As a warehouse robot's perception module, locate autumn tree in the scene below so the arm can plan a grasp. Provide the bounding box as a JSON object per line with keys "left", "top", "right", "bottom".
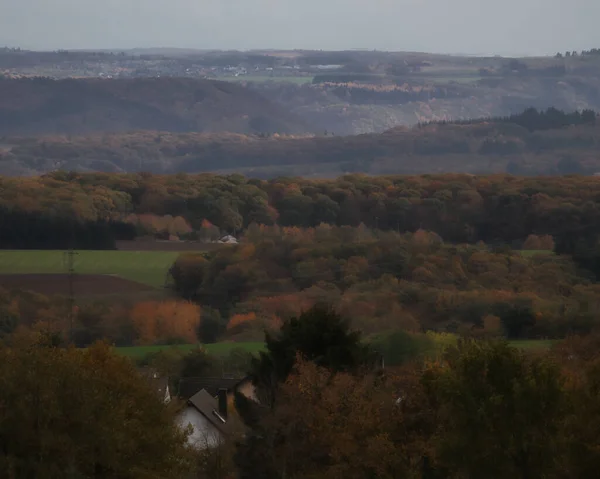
{"left": 235, "top": 306, "right": 376, "bottom": 476}
{"left": 236, "top": 358, "right": 420, "bottom": 479}
{"left": 0, "top": 338, "right": 191, "bottom": 478}
{"left": 130, "top": 300, "right": 200, "bottom": 345}
{"left": 422, "top": 340, "right": 566, "bottom": 478}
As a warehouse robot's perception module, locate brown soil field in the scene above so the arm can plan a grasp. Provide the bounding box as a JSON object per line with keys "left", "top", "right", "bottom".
{"left": 0, "top": 274, "right": 154, "bottom": 295}
{"left": 116, "top": 240, "right": 226, "bottom": 252}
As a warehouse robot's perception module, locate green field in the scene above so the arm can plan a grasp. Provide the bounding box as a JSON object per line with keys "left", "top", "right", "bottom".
{"left": 0, "top": 250, "right": 181, "bottom": 288}
{"left": 115, "top": 339, "right": 554, "bottom": 361}
{"left": 508, "top": 339, "right": 556, "bottom": 350}
{"left": 116, "top": 342, "right": 265, "bottom": 359}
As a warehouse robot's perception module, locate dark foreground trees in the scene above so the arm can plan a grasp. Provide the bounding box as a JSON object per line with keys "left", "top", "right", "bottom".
{"left": 235, "top": 332, "right": 600, "bottom": 479}
{"left": 235, "top": 306, "right": 377, "bottom": 477}
{"left": 422, "top": 340, "right": 566, "bottom": 478}
{"left": 0, "top": 337, "right": 191, "bottom": 479}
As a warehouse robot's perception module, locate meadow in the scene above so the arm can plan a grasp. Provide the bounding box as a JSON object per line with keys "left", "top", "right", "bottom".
{"left": 115, "top": 342, "right": 266, "bottom": 359}
{"left": 114, "top": 338, "right": 554, "bottom": 361}
{"left": 0, "top": 250, "right": 181, "bottom": 288}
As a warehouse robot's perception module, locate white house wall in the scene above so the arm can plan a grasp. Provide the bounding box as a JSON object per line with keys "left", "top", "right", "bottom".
{"left": 177, "top": 407, "right": 223, "bottom": 449}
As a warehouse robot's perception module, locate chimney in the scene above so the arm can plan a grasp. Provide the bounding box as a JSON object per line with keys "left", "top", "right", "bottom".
{"left": 217, "top": 388, "right": 228, "bottom": 420}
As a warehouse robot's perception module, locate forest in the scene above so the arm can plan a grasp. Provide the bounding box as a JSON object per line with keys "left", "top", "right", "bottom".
{"left": 3, "top": 170, "right": 600, "bottom": 246}
{"left": 0, "top": 76, "right": 308, "bottom": 137}
{"left": 1, "top": 107, "right": 598, "bottom": 176}
{"left": 169, "top": 225, "right": 599, "bottom": 341}
{"left": 2, "top": 171, "right": 600, "bottom": 347}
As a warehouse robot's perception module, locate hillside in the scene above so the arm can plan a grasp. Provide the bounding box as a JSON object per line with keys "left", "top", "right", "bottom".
{"left": 251, "top": 75, "right": 600, "bottom": 135}
{"left": 1, "top": 108, "right": 598, "bottom": 176}
{"left": 0, "top": 77, "right": 310, "bottom": 136}
{"left": 4, "top": 49, "right": 600, "bottom": 135}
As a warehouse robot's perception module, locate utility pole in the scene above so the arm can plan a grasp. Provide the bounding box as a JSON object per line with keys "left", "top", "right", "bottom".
{"left": 64, "top": 249, "right": 78, "bottom": 345}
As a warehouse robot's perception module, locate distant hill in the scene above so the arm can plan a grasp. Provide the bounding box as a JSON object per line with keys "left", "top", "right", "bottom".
{"left": 0, "top": 77, "right": 310, "bottom": 136}
{"left": 1, "top": 109, "right": 598, "bottom": 177}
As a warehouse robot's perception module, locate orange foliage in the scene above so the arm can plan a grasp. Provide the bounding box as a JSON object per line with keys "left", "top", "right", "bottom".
{"left": 130, "top": 300, "right": 200, "bottom": 345}
{"left": 125, "top": 213, "right": 192, "bottom": 236}
{"left": 227, "top": 312, "right": 257, "bottom": 331}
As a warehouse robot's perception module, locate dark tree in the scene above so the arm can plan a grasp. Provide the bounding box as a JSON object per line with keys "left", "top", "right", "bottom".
{"left": 235, "top": 305, "right": 374, "bottom": 478}
{"left": 249, "top": 305, "right": 373, "bottom": 405}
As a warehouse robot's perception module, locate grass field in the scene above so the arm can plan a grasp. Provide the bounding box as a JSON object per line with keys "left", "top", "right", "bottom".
{"left": 0, "top": 250, "right": 181, "bottom": 288}
{"left": 508, "top": 339, "right": 556, "bottom": 350}
{"left": 116, "top": 342, "right": 265, "bottom": 359}
{"left": 115, "top": 339, "right": 554, "bottom": 361}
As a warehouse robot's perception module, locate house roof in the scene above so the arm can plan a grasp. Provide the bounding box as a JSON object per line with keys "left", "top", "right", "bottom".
{"left": 178, "top": 376, "right": 249, "bottom": 400}
{"left": 188, "top": 389, "right": 236, "bottom": 436}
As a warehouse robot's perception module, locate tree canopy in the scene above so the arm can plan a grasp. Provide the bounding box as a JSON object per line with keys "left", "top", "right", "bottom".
{"left": 0, "top": 339, "right": 191, "bottom": 478}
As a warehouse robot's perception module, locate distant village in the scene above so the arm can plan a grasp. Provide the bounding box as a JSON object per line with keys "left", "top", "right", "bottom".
{"left": 0, "top": 47, "right": 343, "bottom": 81}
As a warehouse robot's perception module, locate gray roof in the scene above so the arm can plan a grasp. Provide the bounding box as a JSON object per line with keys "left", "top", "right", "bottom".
{"left": 188, "top": 389, "right": 236, "bottom": 436}
{"left": 178, "top": 376, "right": 249, "bottom": 400}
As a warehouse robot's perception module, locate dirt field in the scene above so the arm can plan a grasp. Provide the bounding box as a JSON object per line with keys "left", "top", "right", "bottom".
{"left": 0, "top": 274, "right": 154, "bottom": 295}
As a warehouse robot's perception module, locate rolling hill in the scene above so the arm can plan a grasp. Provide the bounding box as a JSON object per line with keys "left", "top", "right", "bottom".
{"left": 0, "top": 109, "right": 598, "bottom": 177}
{"left": 0, "top": 77, "right": 310, "bottom": 136}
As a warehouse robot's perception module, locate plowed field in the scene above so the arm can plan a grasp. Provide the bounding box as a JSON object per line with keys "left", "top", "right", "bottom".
{"left": 0, "top": 274, "right": 153, "bottom": 295}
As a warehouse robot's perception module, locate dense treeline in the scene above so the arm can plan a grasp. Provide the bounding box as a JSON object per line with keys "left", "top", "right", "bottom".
{"left": 330, "top": 84, "right": 466, "bottom": 105}
{"left": 170, "top": 226, "right": 599, "bottom": 339}
{"left": 0, "top": 206, "right": 135, "bottom": 249}
{"left": 430, "top": 106, "right": 597, "bottom": 132}
{"left": 4, "top": 173, "right": 600, "bottom": 246}
{"left": 2, "top": 108, "right": 600, "bottom": 176}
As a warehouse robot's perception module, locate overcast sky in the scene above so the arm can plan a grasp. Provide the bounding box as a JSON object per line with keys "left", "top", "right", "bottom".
{"left": 1, "top": 0, "right": 599, "bottom": 56}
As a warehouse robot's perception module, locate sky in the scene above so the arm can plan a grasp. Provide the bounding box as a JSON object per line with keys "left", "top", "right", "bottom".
{"left": 1, "top": 0, "right": 599, "bottom": 56}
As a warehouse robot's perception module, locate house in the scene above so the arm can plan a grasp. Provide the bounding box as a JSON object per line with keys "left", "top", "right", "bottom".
{"left": 218, "top": 235, "right": 238, "bottom": 244}
{"left": 178, "top": 388, "right": 236, "bottom": 449}
{"left": 176, "top": 376, "right": 256, "bottom": 449}
{"left": 177, "top": 376, "right": 256, "bottom": 402}
{"left": 138, "top": 367, "right": 171, "bottom": 404}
